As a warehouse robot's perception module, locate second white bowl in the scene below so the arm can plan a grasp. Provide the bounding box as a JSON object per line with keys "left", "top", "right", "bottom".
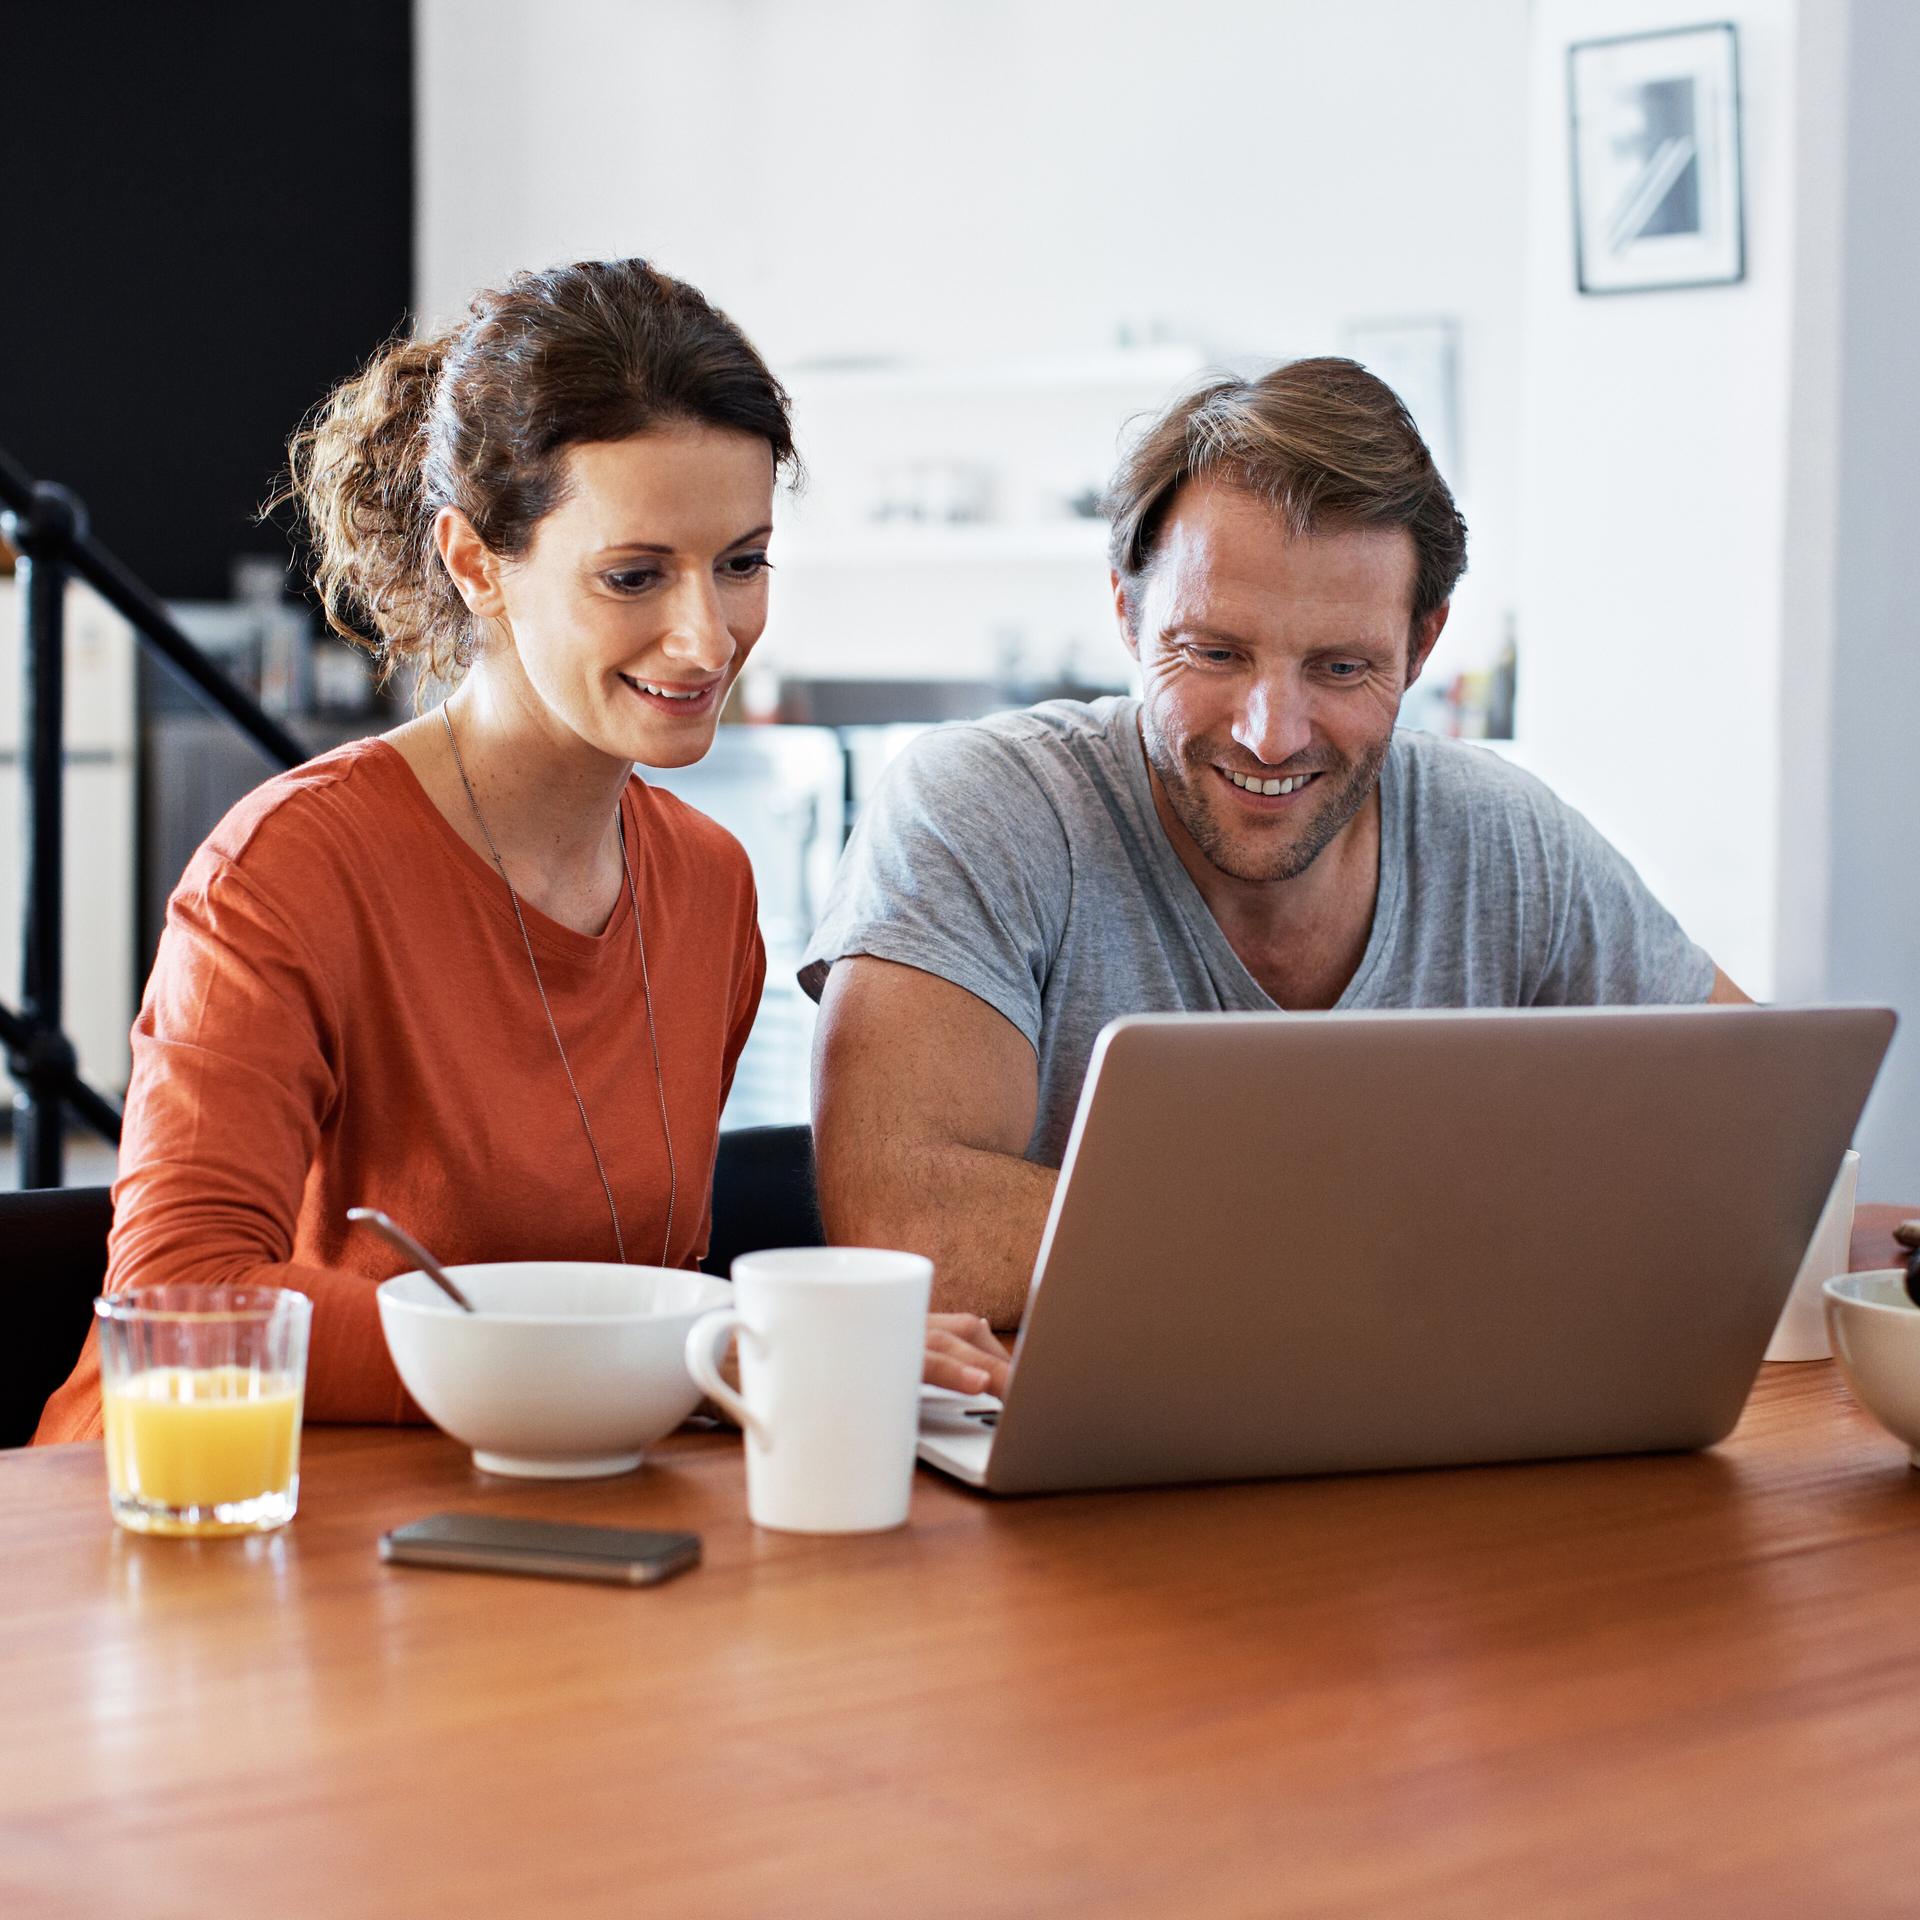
{"left": 1824, "top": 1269, "right": 1920, "bottom": 1467}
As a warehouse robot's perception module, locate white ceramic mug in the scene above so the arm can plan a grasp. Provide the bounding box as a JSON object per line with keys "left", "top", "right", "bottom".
{"left": 683, "top": 1247, "right": 933, "bottom": 1534}
{"left": 1766, "top": 1148, "right": 1861, "bottom": 1363}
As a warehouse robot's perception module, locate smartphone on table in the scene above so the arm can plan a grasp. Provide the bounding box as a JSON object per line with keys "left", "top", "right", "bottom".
{"left": 379, "top": 1513, "right": 701, "bottom": 1587}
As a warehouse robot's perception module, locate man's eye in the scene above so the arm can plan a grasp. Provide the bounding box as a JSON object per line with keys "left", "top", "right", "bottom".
{"left": 1188, "top": 646, "right": 1237, "bottom": 666}
{"left": 1324, "top": 660, "right": 1367, "bottom": 679}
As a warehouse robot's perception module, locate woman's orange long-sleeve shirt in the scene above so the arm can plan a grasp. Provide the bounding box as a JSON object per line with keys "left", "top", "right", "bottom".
{"left": 35, "top": 738, "right": 763, "bottom": 1443}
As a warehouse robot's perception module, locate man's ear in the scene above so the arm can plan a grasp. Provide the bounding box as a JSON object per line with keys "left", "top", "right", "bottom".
{"left": 433, "top": 506, "right": 507, "bottom": 619}
{"left": 1404, "top": 601, "right": 1450, "bottom": 688}
{"left": 1111, "top": 570, "right": 1142, "bottom": 664}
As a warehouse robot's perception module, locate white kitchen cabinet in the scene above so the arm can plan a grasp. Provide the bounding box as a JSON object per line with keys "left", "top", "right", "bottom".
{"left": 0, "top": 578, "right": 138, "bottom": 1094}
{"left": 766, "top": 346, "right": 1205, "bottom": 689}
{"left": 645, "top": 726, "right": 847, "bottom": 1129}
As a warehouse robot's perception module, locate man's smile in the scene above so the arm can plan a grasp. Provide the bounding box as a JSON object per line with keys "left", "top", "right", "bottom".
{"left": 1216, "top": 765, "right": 1324, "bottom": 803}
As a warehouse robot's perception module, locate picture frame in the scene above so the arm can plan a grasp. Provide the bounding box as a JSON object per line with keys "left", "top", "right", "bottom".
{"left": 1568, "top": 22, "right": 1744, "bottom": 295}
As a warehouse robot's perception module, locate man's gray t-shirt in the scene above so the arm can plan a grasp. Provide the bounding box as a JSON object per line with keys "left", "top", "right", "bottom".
{"left": 799, "top": 697, "right": 1714, "bottom": 1166}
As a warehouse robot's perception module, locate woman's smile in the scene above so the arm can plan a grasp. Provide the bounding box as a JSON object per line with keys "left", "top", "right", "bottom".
{"left": 618, "top": 672, "right": 723, "bottom": 717}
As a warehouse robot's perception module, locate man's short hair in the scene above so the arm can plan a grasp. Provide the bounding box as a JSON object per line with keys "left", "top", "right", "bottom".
{"left": 1104, "top": 357, "right": 1469, "bottom": 634}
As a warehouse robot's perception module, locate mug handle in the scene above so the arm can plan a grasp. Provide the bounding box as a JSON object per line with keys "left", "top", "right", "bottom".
{"left": 683, "top": 1309, "right": 771, "bottom": 1449}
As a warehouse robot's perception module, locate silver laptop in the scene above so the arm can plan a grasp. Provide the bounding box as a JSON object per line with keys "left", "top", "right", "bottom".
{"left": 917, "top": 1005, "right": 1896, "bottom": 1494}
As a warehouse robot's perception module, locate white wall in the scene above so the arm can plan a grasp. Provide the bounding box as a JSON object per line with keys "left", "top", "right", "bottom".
{"left": 1516, "top": 0, "right": 1801, "bottom": 999}
{"left": 1771, "top": 0, "right": 1847, "bottom": 1008}
{"left": 1519, "top": 0, "right": 1918, "bottom": 1183}
{"left": 1820, "top": 0, "right": 1920, "bottom": 1193}
{"left": 416, "top": 0, "right": 1530, "bottom": 672}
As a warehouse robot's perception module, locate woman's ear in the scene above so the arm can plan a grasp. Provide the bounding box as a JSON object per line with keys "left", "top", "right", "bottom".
{"left": 433, "top": 507, "right": 507, "bottom": 619}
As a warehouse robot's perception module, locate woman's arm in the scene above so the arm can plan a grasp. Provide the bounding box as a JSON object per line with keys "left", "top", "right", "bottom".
{"left": 35, "top": 850, "right": 412, "bottom": 1442}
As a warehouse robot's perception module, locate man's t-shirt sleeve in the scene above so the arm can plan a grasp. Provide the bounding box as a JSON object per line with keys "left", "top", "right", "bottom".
{"left": 797, "top": 723, "right": 1071, "bottom": 1049}
{"left": 1530, "top": 792, "right": 1717, "bottom": 1005}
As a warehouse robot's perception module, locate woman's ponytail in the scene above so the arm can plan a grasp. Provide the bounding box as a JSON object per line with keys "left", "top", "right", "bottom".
{"left": 283, "top": 331, "right": 469, "bottom": 685}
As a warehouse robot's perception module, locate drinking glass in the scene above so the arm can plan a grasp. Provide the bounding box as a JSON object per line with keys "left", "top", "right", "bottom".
{"left": 95, "top": 1285, "right": 312, "bottom": 1537}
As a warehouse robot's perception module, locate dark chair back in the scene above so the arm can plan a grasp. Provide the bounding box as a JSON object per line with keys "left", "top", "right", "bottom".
{"left": 3, "top": 1127, "right": 820, "bottom": 1446}
{"left": 705, "top": 1124, "right": 825, "bottom": 1276}
{"left": 2, "top": 1184, "right": 112, "bottom": 1449}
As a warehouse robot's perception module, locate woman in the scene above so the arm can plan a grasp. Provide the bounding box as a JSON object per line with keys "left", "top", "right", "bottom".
{"left": 36, "top": 258, "right": 1005, "bottom": 1441}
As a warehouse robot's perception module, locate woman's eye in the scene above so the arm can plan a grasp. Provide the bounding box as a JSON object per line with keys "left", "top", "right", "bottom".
{"left": 721, "top": 551, "right": 772, "bottom": 579}
{"left": 605, "top": 569, "right": 660, "bottom": 594}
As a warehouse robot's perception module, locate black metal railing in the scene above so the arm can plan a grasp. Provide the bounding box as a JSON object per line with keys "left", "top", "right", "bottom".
{"left": 0, "top": 445, "right": 307, "bottom": 1187}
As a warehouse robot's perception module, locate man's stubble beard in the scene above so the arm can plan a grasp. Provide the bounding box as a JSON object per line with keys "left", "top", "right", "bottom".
{"left": 1141, "top": 713, "right": 1390, "bottom": 885}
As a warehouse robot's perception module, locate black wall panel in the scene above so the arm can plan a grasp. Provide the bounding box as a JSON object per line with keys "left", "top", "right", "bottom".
{"left": 0, "top": 2, "right": 414, "bottom": 599}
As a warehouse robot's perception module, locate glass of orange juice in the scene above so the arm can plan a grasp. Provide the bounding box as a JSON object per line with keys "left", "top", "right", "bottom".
{"left": 94, "top": 1285, "right": 312, "bottom": 1537}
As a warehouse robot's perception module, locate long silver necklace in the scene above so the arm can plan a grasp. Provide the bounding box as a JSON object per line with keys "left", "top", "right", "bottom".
{"left": 441, "top": 703, "right": 677, "bottom": 1267}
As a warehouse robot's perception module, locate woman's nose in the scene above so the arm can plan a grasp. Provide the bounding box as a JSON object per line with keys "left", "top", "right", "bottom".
{"left": 657, "top": 574, "right": 734, "bottom": 670}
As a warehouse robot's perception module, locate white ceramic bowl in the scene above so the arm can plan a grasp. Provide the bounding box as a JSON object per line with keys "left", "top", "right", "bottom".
{"left": 1823, "top": 1270, "right": 1920, "bottom": 1466}
{"left": 377, "top": 1263, "right": 732, "bottom": 1478}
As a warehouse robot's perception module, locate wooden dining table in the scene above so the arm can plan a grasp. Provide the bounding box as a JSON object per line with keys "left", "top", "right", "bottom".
{"left": 5, "top": 1206, "right": 1919, "bottom": 1919}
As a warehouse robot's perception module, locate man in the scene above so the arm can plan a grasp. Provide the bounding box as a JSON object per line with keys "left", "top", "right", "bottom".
{"left": 799, "top": 358, "right": 1745, "bottom": 1377}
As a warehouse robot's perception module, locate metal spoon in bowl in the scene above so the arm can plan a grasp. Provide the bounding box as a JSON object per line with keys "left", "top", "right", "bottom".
{"left": 346, "top": 1207, "right": 478, "bottom": 1313}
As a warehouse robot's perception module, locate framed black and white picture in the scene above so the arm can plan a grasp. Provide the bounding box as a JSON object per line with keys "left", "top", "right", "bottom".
{"left": 1568, "top": 22, "right": 1744, "bottom": 294}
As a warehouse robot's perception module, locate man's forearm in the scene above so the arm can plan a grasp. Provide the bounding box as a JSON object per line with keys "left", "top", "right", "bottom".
{"left": 822, "top": 1142, "right": 1058, "bottom": 1330}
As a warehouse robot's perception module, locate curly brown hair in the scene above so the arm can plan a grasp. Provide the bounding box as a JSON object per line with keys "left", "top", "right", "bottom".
{"left": 1104, "top": 357, "right": 1467, "bottom": 641}
{"left": 281, "top": 258, "right": 797, "bottom": 688}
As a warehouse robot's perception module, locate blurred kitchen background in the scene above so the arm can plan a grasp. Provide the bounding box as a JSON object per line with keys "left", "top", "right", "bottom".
{"left": 2, "top": 0, "right": 1916, "bottom": 1185}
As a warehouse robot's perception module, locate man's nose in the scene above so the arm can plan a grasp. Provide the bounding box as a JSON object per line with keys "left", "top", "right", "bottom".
{"left": 657, "top": 572, "right": 735, "bottom": 672}
{"left": 1234, "top": 677, "right": 1313, "bottom": 767}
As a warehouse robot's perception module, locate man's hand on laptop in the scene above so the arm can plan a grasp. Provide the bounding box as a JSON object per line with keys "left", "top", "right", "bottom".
{"left": 925, "top": 1314, "right": 1012, "bottom": 1398}
{"left": 701, "top": 1314, "right": 1010, "bottom": 1423}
